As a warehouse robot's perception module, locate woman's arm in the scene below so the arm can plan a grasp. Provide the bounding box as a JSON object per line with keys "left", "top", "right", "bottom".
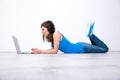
{"left": 31, "top": 32, "right": 62, "bottom": 54}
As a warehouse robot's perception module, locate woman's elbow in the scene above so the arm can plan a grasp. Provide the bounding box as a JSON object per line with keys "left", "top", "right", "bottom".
{"left": 54, "top": 50, "right": 58, "bottom": 54}
{"left": 53, "top": 49, "right": 58, "bottom": 54}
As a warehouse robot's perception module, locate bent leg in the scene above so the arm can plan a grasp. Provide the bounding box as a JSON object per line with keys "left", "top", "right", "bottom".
{"left": 90, "top": 34, "right": 109, "bottom": 50}
{"left": 81, "top": 34, "right": 109, "bottom": 53}
{"left": 81, "top": 43, "right": 108, "bottom": 53}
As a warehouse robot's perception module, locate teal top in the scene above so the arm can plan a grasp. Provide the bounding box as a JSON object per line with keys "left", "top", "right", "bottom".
{"left": 52, "top": 34, "right": 84, "bottom": 53}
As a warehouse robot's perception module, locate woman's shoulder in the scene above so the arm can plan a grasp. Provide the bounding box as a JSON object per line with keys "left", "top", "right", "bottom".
{"left": 54, "top": 31, "right": 62, "bottom": 36}
{"left": 53, "top": 31, "right": 62, "bottom": 39}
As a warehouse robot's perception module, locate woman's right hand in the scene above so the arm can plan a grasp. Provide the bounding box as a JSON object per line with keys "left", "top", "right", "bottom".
{"left": 31, "top": 48, "right": 41, "bottom": 54}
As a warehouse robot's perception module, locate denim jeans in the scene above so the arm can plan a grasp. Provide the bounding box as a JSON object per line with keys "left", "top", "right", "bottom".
{"left": 81, "top": 34, "right": 109, "bottom": 53}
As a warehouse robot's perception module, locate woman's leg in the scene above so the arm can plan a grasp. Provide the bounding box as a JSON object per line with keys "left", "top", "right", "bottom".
{"left": 90, "top": 34, "right": 109, "bottom": 50}
{"left": 82, "top": 34, "right": 109, "bottom": 53}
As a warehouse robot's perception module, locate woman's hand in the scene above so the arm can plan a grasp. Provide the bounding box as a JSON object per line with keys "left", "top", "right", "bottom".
{"left": 31, "top": 48, "right": 41, "bottom": 54}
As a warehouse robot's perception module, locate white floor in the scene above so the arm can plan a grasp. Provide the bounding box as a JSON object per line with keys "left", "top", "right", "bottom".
{"left": 0, "top": 52, "right": 120, "bottom": 80}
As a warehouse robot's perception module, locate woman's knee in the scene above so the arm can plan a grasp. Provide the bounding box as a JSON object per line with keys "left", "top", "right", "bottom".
{"left": 104, "top": 47, "right": 109, "bottom": 53}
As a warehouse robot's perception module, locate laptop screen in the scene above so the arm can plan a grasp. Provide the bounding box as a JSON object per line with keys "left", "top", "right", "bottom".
{"left": 12, "top": 36, "right": 22, "bottom": 54}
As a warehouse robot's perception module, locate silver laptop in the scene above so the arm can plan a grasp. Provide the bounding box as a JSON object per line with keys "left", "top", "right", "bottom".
{"left": 12, "top": 36, "right": 31, "bottom": 54}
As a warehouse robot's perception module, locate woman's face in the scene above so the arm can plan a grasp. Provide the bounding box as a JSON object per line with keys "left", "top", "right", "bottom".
{"left": 41, "top": 26, "right": 49, "bottom": 37}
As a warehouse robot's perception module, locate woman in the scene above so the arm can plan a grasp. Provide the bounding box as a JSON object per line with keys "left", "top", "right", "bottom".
{"left": 31, "top": 20, "right": 109, "bottom": 54}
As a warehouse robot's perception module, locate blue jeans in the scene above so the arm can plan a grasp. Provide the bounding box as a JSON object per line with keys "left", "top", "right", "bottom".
{"left": 81, "top": 34, "right": 109, "bottom": 53}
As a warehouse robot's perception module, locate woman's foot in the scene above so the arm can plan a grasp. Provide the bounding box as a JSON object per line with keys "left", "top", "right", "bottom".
{"left": 87, "top": 22, "right": 95, "bottom": 37}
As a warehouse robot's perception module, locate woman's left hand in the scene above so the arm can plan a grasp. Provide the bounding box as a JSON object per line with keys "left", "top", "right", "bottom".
{"left": 31, "top": 48, "right": 41, "bottom": 54}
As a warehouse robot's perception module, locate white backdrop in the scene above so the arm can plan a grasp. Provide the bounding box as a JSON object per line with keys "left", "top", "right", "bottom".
{"left": 0, "top": 0, "right": 120, "bottom": 52}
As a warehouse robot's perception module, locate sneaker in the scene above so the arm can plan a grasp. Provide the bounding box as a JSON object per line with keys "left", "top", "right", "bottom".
{"left": 87, "top": 22, "right": 95, "bottom": 37}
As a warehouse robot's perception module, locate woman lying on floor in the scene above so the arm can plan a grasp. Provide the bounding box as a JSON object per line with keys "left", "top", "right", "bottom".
{"left": 31, "top": 20, "right": 109, "bottom": 54}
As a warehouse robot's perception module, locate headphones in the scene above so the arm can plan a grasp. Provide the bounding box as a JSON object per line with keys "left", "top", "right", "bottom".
{"left": 47, "top": 21, "right": 55, "bottom": 33}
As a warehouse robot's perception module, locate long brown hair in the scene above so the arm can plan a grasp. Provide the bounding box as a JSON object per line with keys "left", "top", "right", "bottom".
{"left": 41, "top": 20, "right": 55, "bottom": 42}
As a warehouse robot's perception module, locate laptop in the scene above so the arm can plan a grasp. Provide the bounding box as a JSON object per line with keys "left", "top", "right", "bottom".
{"left": 12, "top": 36, "right": 31, "bottom": 54}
